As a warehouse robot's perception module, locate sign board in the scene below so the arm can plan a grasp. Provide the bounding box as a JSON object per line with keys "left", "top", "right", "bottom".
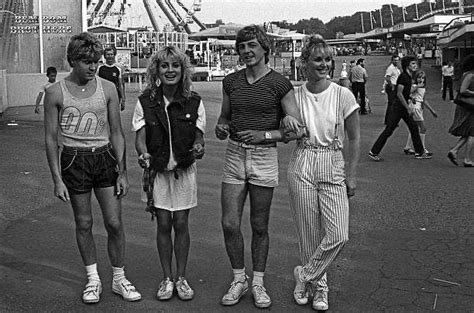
{"left": 0, "top": 0, "right": 83, "bottom": 73}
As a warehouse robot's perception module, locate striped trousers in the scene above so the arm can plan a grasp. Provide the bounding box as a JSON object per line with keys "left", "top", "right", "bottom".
{"left": 287, "top": 145, "right": 349, "bottom": 291}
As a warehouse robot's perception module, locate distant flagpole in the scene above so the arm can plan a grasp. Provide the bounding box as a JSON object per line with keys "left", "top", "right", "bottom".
{"left": 442, "top": 0, "right": 446, "bottom": 12}
{"left": 369, "top": 11, "right": 374, "bottom": 29}
{"left": 415, "top": 3, "right": 419, "bottom": 20}
{"left": 390, "top": 4, "right": 394, "bottom": 26}
{"left": 402, "top": 6, "right": 408, "bottom": 22}
{"left": 379, "top": 9, "right": 383, "bottom": 28}
{"left": 430, "top": 1, "right": 433, "bottom": 13}
{"left": 360, "top": 12, "right": 365, "bottom": 33}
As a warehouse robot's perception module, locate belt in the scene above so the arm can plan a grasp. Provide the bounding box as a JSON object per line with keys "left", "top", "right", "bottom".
{"left": 229, "top": 139, "right": 276, "bottom": 149}
{"left": 62, "top": 143, "right": 112, "bottom": 154}
{"left": 298, "top": 140, "right": 341, "bottom": 151}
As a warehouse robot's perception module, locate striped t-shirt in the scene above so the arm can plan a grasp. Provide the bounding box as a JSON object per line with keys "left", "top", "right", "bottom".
{"left": 223, "top": 69, "right": 293, "bottom": 134}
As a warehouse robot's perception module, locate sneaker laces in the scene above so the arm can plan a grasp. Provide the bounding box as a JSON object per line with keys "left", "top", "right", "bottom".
{"left": 84, "top": 281, "right": 100, "bottom": 296}
{"left": 177, "top": 278, "right": 191, "bottom": 293}
{"left": 294, "top": 283, "right": 307, "bottom": 299}
{"left": 252, "top": 285, "right": 270, "bottom": 301}
{"left": 226, "top": 279, "right": 246, "bottom": 299}
{"left": 118, "top": 278, "right": 136, "bottom": 292}
{"left": 158, "top": 278, "right": 172, "bottom": 293}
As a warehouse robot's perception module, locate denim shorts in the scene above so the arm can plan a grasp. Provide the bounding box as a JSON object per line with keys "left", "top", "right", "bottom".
{"left": 222, "top": 139, "right": 279, "bottom": 188}
{"left": 61, "top": 143, "right": 118, "bottom": 194}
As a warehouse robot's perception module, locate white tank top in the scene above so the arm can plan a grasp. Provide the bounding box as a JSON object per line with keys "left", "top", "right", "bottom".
{"left": 59, "top": 78, "right": 110, "bottom": 148}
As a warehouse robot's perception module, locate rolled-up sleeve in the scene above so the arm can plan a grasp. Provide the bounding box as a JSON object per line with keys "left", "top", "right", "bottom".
{"left": 132, "top": 100, "right": 145, "bottom": 132}
{"left": 196, "top": 100, "right": 206, "bottom": 134}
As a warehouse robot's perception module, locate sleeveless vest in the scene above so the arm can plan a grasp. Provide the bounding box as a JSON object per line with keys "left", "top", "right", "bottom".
{"left": 138, "top": 87, "right": 201, "bottom": 172}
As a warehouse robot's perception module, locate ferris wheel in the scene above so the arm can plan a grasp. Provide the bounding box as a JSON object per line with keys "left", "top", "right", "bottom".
{"left": 172, "top": 0, "right": 205, "bottom": 30}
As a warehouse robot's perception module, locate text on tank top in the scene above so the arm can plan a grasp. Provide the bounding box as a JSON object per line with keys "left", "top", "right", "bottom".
{"left": 58, "top": 78, "right": 110, "bottom": 148}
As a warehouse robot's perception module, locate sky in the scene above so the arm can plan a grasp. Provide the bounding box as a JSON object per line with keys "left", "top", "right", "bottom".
{"left": 195, "top": 0, "right": 419, "bottom": 24}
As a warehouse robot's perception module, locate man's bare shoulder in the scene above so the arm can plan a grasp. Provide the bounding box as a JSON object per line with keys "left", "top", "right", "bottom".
{"left": 44, "top": 81, "right": 62, "bottom": 100}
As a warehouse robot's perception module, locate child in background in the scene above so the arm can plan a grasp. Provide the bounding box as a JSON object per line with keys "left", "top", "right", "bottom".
{"left": 404, "top": 70, "right": 438, "bottom": 155}
{"left": 34, "top": 66, "right": 57, "bottom": 114}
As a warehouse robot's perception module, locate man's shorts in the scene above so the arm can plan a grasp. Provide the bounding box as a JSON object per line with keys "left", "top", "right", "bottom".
{"left": 222, "top": 139, "right": 279, "bottom": 188}
{"left": 61, "top": 143, "right": 118, "bottom": 194}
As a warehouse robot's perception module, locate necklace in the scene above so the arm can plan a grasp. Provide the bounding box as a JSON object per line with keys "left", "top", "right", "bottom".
{"left": 67, "top": 79, "right": 95, "bottom": 92}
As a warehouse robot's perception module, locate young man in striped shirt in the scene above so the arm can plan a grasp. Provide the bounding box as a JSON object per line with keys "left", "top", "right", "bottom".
{"left": 215, "top": 25, "right": 303, "bottom": 309}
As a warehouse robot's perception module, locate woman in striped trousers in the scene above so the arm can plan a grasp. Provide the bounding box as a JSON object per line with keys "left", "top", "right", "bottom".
{"left": 288, "top": 35, "right": 360, "bottom": 311}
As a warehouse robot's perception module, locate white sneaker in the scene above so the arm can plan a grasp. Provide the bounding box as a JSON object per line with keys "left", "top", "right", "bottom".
{"left": 156, "top": 277, "right": 174, "bottom": 300}
{"left": 82, "top": 280, "right": 102, "bottom": 304}
{"left": 112, "top": 278, "right": 141, "bottom": 301}
{"left": 293, "top": 266, "right": 308, "bottom": 305}
{"left": 220, "top": 276, "right": 248, "bottom": 306}
{"left": 176, "top": 277, "right": 194, "bottom": 300}
{"left": 251, "top": 284, "right": 272, "bottom": 308}
{"left": 312, "top": 289, "right": 329, "bottom": 311}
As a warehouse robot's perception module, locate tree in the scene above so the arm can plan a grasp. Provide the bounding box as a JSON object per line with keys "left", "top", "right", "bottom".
{"left": 290, "top": 17, "right": 328, "bottom": 37}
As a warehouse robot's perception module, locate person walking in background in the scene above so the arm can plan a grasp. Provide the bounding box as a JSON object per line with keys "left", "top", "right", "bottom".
{"left": 403, "top": 70, "right": 438, "bottom": 155}
{"left": 338, "top": 59, "right": 350, "bottom": 88}
{"left": 368, "top": 55, "right": 432, "bottom": 161}
{"left": 447, "top": 54, "right": 474, "bottom": 167}
{"left": 351, "top": 58, "right": 368, "bottom": 114}
{"left": 383, "top": 55, "right": 401, "bottom": 125}
{"left": 132, "top": 45, "right": 206, "bottom": 301}
{"left": 289, "top": 35, "right": 360, "bottom": 311}
{"left": 43, "top": 32, "right": 141, "bottom": 304}
{"left": 214, "top": 25, "right": 303, "bottom": 309}
{"left": 34, "top": 66, "right": 57, "bottom": 114}
{"left": 441, "top": 61, "right": 454, "bottom": 102}
{"left": 98, "top": 47, "right": 126, "bottom": 111}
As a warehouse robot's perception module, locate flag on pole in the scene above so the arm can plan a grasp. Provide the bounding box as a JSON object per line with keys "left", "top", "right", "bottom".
{"left": 389, "top": 4, "right": 394, "bottom": 26}
{"left": 415, "top": 3, "right": 419, "bottom": 20}
{"left": 429, "top": 1, "right": 433, "bottom": 13}
{"left": 442, "top": 0, "right": 446, "bottom": 11}
{"left": 369, "top": 11, "right": 374, "bottom": 29}
{"left": 402, "top": 6, "right": 408, "bottom": 22}
{"left": 360, "top": 12, "right": 365, "bottom": 33}
{"left": 379, "top": 9, "right": 383, "bottom": 28}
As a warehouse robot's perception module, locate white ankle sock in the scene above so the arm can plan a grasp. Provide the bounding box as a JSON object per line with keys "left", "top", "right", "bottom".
{"left": 252, "top": 271, "right": 264, "bottom": 286}
{"left": 85, "top": 263, "right": 100, "bottom": 282}
{"left": 232, "top": 268, "right": 246, "bottom": 282}
{"left": 112, "top": 266, "right": 125, "bottom": 282}
{"left": 420, "top": 133, "right": 426, "bottom": 151}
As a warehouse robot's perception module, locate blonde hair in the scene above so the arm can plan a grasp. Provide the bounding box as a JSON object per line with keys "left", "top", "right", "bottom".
{"left": 300, "top": 35, "right": 334, "bottom": 64}
{"left": 145, "top": 46, "right": 193, "bottom": 98}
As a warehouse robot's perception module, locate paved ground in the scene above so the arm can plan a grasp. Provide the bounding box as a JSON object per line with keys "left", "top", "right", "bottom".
{"left": 1, "top": 56, "right": 473, "bottom": 312}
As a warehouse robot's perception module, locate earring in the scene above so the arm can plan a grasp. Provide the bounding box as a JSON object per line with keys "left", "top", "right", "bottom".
{"left": 155, "top": 79, "right": 161, "bottom": 87}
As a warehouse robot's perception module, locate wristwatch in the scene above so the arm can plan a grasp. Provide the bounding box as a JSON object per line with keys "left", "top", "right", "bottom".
{"left": 264, "top": 131, "right": 272, "bottom": 140}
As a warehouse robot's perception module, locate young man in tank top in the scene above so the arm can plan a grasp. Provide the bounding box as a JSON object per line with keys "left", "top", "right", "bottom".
{"left": 43, "top": 32, "right": 141, "bottom": 304}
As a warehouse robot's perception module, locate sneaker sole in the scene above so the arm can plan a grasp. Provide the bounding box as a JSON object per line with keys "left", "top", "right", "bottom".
{"left": 220, "top": 288, "right": 248, "bottom": 306}
{"left": 313, "top": 303, "right": 329, "bottom": 310}
{"left": 156, "top": 293, "right": 173, "bottom": 301}
{"left": 254, "top": 300, "right": 272, "bottom": 308}
{"left": 177, "top": 294, "right": 194, "bottom": 301}
{"left": 112, "top": 287, "right": 142, "bottom": 302}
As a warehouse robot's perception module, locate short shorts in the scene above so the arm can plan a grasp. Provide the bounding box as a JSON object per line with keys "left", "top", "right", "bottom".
{"left": 222, "top": 139, "right": 279, "bottom": 188}
{"left": 61, "top": 143, "right": 118, "bottom": 194}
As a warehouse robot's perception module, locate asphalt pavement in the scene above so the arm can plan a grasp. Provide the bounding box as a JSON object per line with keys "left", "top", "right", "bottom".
{"left": 1, "top": 56, "right": 473, "bottom": 312}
